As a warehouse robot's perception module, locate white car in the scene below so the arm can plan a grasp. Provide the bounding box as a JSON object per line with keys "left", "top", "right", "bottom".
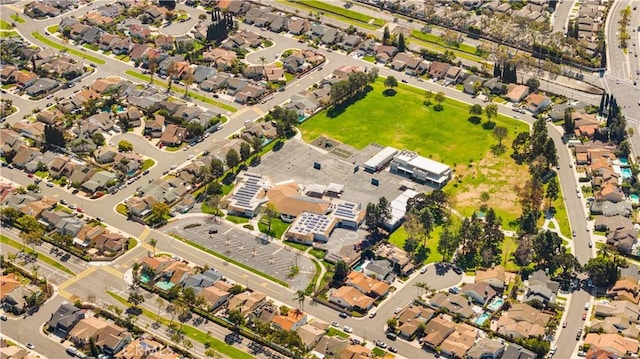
{"left": 420, "top": 266, "right": 427, "bottom": 274}
{"left": 394, "top": 307, "right": 401, "bottom": 314}
{"left": 343, "top": 326, "right": 352, "bottom": 333}
{"left": 26, "top": 343, "right": 34, "bottom": 350}
{"left": 331, "top": 321, "right": 339, "bottom": 327}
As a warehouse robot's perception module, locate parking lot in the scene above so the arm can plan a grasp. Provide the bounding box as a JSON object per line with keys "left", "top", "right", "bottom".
{"left": 163, "top": 216, "right": 315, "bottom": 291}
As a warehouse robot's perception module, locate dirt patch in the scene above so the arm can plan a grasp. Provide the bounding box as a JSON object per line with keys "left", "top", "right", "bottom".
{"left": 449, "top": 153, "right": 527, "bottom": 219}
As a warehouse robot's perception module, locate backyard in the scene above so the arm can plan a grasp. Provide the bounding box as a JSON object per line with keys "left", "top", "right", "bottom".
{"left": 300, "top": 79, "right": 530, "bottom": 228}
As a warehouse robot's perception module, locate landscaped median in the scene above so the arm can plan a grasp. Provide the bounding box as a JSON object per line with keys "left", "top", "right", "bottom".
{"left": 124, "top": 70, "right": 237, "bottom": 112}
{"left": 106, "top": 291, "right": 254, "bottom": 359}
{"left": 169, "top": 233, "right": 289, "bottom": 287}
{"left": 31, "top": 32, "right": 106, "bottom": 65}
{"left": 9, "top": 14, "right": 25, "bottom": 24}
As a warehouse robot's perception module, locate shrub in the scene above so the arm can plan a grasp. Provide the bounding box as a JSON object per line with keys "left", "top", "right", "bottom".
{"left": 433, "top": 103, "right": 444, "bottom": 111}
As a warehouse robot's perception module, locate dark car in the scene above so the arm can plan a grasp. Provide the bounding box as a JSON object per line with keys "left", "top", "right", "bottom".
{"left": 389, "top": 347, "right": 398, "bottom": 353}
{"left": 401, "top": 79, "right": 408, "bottom": 83}
{"left": 452, "top": 266, "right": 463, "bottom": 275}
{"left": 143, "top": 170, "right": 150, "bottom": 175}
{"left": 339, "top": 312, "right": 348, "bottom": 319}
{"left": 386, "top": 332, "right": 397, "bottom": 340}
{"left": 209, "top": 229, "right": 218, "bottom": 234}
{"left": 0, "top": 315, "right": 7, "bottom": 321}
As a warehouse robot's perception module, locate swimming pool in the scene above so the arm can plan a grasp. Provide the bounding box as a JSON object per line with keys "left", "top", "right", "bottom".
{"left": 631, "top": 194, "right": 639, "bottom": 204}
{"left": 621, "top": 168, "right": 633, "bottom": 179}
{"left": 619, "top": 158, "right": 630, "bottom": 166}
{"left": 155, "top": 281, "right": 174, "bottom": 290}
{"left": 475, "top": 312, "right": 490, "bottom": 326}
{"left": 487, "top": 297, "right": 504, "bottom": 312}
{"left": 353, "top": 260, "right": 369, "bottom": 272}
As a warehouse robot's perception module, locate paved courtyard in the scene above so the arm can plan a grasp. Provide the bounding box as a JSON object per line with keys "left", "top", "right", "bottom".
{"left": 163, "top": 216, "right": 315, "bottom": 291}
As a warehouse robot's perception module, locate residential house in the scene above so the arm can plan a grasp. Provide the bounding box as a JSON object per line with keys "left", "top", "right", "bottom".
{"left": 597, "top": 182, "right": 625, "bottom": 203}
{"left": 47, "top": 303, "right": 85, "bottom": 334}
{"left": 475, "top": 265, "right": 508, "bottom": 290}
{"left": 505, "top": 84, "right": 530, "bottom": 103}
{"left": 375, "top": 45, "right": 398, "bottom": 63}
{"left": 524, "top": 269, "right": 560, "bottom": 305}
{"left": 607, "top": 228, "right": 639, "bottom": 255}
{"left": 271, "top": 309, "right": 307, "bottom": 332}
{"left": 501, "top": 343, "right": 537, "bottom": 359}
{"left": 420, "top": 314, "right": 455, "bottom": 349}
{"left": 591, "top": 201, "right": 633, "bottom": 218}
{"left": 160, "top": 124, "right": 188, "bottom": 147}
{"left": 126, "top": 195, "right": 157, "bottom": 217}
{"left": 445, "top": 66, "right": 463, "bottom": 83}
{"left": 466, "top": 338, "right": 505, "bottom": 359}
{"left": 345, "top": 271, "right": 390, "bottom": 298}
{"left": 428, "top": 293, "right": 474, "bottom": 318}
{"left": 329, "top": 286, "right": 374, "bottom": 312}
{"left": 428, "top": 61, "right": 451, "bottom": 80}
{"left": 607, "top": 277, "right": 640, "bottom": 304}
{"left": 342, "top": 35, "right": 361, "bottom": 51}
{"left": 461, "top": 282, "right": 497, "bottom": 305}
{"left": 397, "top": 305, "right": 434, "bottom": 339}
{"left": 496, "top": 303, "right": 551, "bottom": 339}
{"left": 594, "top": 300, "right": 640, "bottom": 323}
{"left": 144, "top": 115, "right": 164, "bottom": 138}
{"left": 25, "top": 78, "right": 59, "bottom": 97}
{"left": 526, "top": 93, "right": 553, "bottom": 114}
{"left": 584, "top": 333, "right": 639, "bottom": 358}
{"left": 362, "top": 259, "right": 395, "bottom": 283}
{"left": 287, "top": 18, "right": 310, "bottom": 35}
{"left": 296, "top": 323, "right": 325, "bottom": 351}
{"left": 440, "top": 323, "right": 478, "bottom": 359}
{"left": 198, "top": 286, "right": 230, "bottom": 311}
{"left": 227, "top": 291, "right": 266, "bottom": 316}
{"left": 115, "top": 337, "right": 163, "bottom": 359}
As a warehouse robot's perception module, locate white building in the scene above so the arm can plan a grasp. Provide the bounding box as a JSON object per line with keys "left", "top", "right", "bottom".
{"left": 384, "top": 189, "right": 419, "bottom": 231}
{"left": 390, "top": 150, "right": 452, "bottom": 188}
{"left": 364, "top": 146, "right": 398, "bottom": 173}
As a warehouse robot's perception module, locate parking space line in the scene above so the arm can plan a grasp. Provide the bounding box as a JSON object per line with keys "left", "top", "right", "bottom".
{"left": 223, "top": 228, "right": 233, "bottom": 235}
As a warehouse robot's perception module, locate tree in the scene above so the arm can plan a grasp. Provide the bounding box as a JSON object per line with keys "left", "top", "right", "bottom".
{"left": 434, "top": 91, "right": 446, "bottom": 105}
{"left": 91, "top": 132, "right": 105, "bottom": 146}
{"left": 182, "top": 287, "right": 197, "bottom": 307}
{"left": 398, "top": 33, "right": 406, "bottom": 52}
{"left": 204, "top": 348, "right": 221, "bottom": 359}
{"left": 227, "top": 309, "right": 245, "bottom": 329}
{"left": 383, "top": 76, "right": 398, "bottom": 93}
{"left": 469, "top": 104, "right": 483, "bottom": 117}
{"left": 383, "top": 26, "right": 391, "bottom": 45}
{"left": 225, "top": 148, "right": 239, "bottom": 168}
{"left": 514, "top": 234, "right": 534, "bottom": 267}
{"left": 532, "top": 230, "right": 563, "bottom": 269}
{"left": 294, "top": 290, "right": 305, "bottom": 311}
{"left": 127, "top": 292, "right": 145, "bottom": 309}
{"left": 414, "top": 281, "right": 430, "bottom": 296}
{"left": 239, "top": 142, "right": 251, "bottom": 162}
{"left": 386, "top": 317, "right": 398, "bottom": 332}
{"left": 263, "top": 202, "right": 279, "bottom": 236}
{"left": 118, "top": 140, "right": 133, "bottom": 152}
{"left": 1, "top": 207, "right": 21, "bottom": 225}
{"left": 210, "top": 158, "right": 224, "bottom": 179}
{"left": 183, "top": 68, "right": 195, "bottom": 98}
{"left": 155, "top": 296, "right": 164, "bottom": 323}
{"left": 437, "top": 226, "right": 459, "bottom": 262}
{"left": 251, "top": 136, "right": 262, "bottom": 155}
{"left": 526, "top": 77, "right": 540, "bottom": 92}
{"left": 148, "top": 57, "right": 157, "bottom": 84}
{"left": 485, "top": 103, "right": 498, "bottom": 127}
{"left": 563, "top": 108, "right": 575, "bottom": 135}
{"left": 333, "top": 260, "right": 349, "bottom": 284}
{"left": 16, "top": 215, "right": 43, "bottom": 251}
{"left": 166, "top": 61, "right": 178, "bottom": 94}
{"left": 493, "top": 126, "right": 508, "bottom": 148}
{"left": 584, "top": 254, "right": 620, "bottom": 287}
{"left": 149, "top": 238, "right": 158, "bottom": 256}
{"left": 151, "top": 202, "right": 170, "bottom": 222}
{"left": 403, "top": 237, "right": 419, "bottom": 257}
{"left": 546, "top": 177, "right": 559, "bottom": 205}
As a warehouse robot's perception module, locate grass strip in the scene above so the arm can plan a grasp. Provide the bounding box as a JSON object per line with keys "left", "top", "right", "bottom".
{"left": 1, "top": 235, "right": 75, "bottom": 275}
{"left": 327, "top": 327, "right": 349, "bottom": 338}
{"left": 46, "top": 25, "right": 59, "bottom": 33}
{"left": 552, "top": 186, "right": 571, "bottom": 238}
{"left": 141, "top": 159, "right": 155, "bottom": 171}
{"left": 409, "top": 32, "right": 484, "bottom": 63}
{"left": 124, "top": 70, "right": 237, "bottom": 112}
{"left": 31, "top": 32, "right": 105, "bottom": 64}
{"left": 281, "top": 0, "right": 379, "bottom": 30}
{"left": 10, "top": 14, "right": 25, "bottom": 24}
{"left": 289, "top": 0, "right": 384, "bottom": 26}
{"left": 169, "top": 234, "right": 289, "bottom": 287}
{"left": 0, "top": 31, "right": 18, "bottom": 38}
{"left": 106, "top": 292, "right": 254, "bottom": 359}
{"left": 0, "top": 20, "right": 14, "bottom": 30}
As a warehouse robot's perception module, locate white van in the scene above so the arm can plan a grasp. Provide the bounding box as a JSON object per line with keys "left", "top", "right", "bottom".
{"left": 585, "top": 302, "right": 590, "bottom": 310}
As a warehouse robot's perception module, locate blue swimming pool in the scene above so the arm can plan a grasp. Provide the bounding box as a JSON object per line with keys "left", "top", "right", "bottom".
{"left": 155, "top": 281, "right": 174, "bottom": 290}
{"left": 475, "top": 312, "right": 490, "bottom": 326}
{"left": 621, "top": 168, "right": 633, "bottom": 179}
{"left": 487, "top": 297, "right": 504, "bottom": 312}
{"left": 619, "top": 158, "right": 630, "bottom": 166}
{"left": 631, "top": 194, "right": 639, "bottom": 204}
{"left": 353, "top": 260, "right": 369, "bottom": 272}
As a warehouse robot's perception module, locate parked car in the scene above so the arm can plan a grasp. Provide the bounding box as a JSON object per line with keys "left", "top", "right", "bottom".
{"left": 420, "top": 266, "right": 427, "bottom": 274}
{"left": 0, "top": 315, "right": 7, "bottom": 321}
{"left": 26, "top": 343, "right": 34, "bottom": 350}
{"left": 582, "top": 312, "right": 587, "bottom": 320}
{"left": 389, "top": 347, "right": 398, "bottom": 353}
{"left": 331, "top": 321, "right": 339, "bottom": 327}
{"left": 375, "top": 341, "right": 387, "bottom": 348}
{"left": 394, "top": 307, "right": 401, "bottom": 314}
{"left": 368, "top": 311, "right": 376, "bottom": 318}
{"left": 343, "top": 326, "right": 352, "bottom": 333}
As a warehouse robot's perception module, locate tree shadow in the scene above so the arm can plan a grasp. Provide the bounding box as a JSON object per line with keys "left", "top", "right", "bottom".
{"left": 482, "top": 121, "right": 496, "bottom": 130}
{"left": 327, "top": 85, "right": 373, "bottom": 118}
{"left": 467, "top": 116, "right": 482, "bottom": 125}
{"left": 382, "top": 89, "right": 397, "bottom": 97}
{"left": 491, "top": 144, "right": 506, "bottom": 156}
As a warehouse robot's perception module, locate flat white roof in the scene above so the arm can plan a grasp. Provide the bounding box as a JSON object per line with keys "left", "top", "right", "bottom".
{"left": 365, "top": 146, "right": 398, "bottom": 169}
{"left": 385, "top": 189, "right": 419, "bottom": 228}
{"left": 407, "top": 155, "right": 450, "bottom": 175}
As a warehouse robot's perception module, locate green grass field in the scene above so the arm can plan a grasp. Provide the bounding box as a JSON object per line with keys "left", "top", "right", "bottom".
{"left": 124, "top": 70, "right": 237, "bottom": 112}
{"left": 32, "top": 32, "right": 105, "bottom": 64}
{"left": 0, "top": 31, "right": 18, "bottom": 38}
{"left": 301, "top": 79, "right": 527, "bottom": 165}
{"left": 283, "top": 0, "right": 384, "bottom": 29}
{"left": 46, "top": 25, "right": 59, "bottom": 33}
{"left": 258, "top": 217, "right": 290, "bottom": 240}
{"left": 1, "top": 235, "right": 75, "bottom": 275}
{"left": 388, "top": 226, "right": 443, "bottom": 264}
{"left": 140, "top": 159, "right": 155, "bottom": 171}
{"left": 0, "top": 20, "right": 14, "bottom": 30}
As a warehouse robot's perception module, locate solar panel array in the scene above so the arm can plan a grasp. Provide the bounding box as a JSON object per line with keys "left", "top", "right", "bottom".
{"left": 231, "top": 173, "right": 263, "bottom": 210}
{"left": 334, "top": 201, "right": 358, "bottom": 220}
{"left": 292, "top": 212, "right": 331, "bottom": 234}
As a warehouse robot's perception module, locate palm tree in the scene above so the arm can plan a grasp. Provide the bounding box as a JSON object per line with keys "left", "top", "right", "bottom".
{"left": 155, "top": 296, "right": 164, "bottom": 323}
{"left": 31, "top": 264, "right": 40, "bottom": 281}
{"left": 183, "top": 68, "right": 194, "bottom": 98}
{"left": 149, "top": 238, "right": 157, "bottom": 256}
{"left": 414, "top": 281, "right": 430, "bottom": 296}
{"left": 259, "top": 56, "right": 267, "bottom": 80}
{"left": 294, "top": 290, "right": 305, "bottom": 311}
{"left": 148, "top": 57, "right": 157, "bottom": 84}
{"left": 166, "top": 61, "right": 178, "bottom": 94}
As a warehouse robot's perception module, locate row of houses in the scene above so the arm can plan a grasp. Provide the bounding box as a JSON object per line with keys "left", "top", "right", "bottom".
{"left": 47, "top": 303, "right": 180, "bottom": 359}
{"left": 1, "top": 273, "right": 42, "bottom": 315}
{"left": 0, "top": 39, "right": 89, "bottom": 97}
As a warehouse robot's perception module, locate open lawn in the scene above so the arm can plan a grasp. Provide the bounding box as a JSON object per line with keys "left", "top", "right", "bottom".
{"left": 258, "top": 217, "right": 290, "bottom": 240}
{"left": 301, "top": 79, "right": 529, "bottom": 225}
{"left": 500, "top": 236, "right": 521, "bottom": 272}
{"left": 388, "top": 225, "right": 443, "bottom": 264}
{"left": 140, "top": 159, "right": 155, "bottom": 171}
{"left": 10, "top": 14, "right": 25, "bottom": 24}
